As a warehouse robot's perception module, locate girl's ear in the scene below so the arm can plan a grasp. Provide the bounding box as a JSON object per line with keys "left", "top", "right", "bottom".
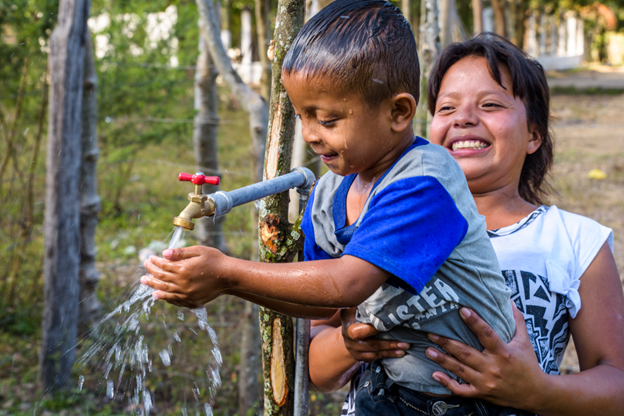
{"left": 390, "top": 93, "right": 417, "bottom": 133}
{"left": 527, "top": 124, "right": 542, "bottom": 155}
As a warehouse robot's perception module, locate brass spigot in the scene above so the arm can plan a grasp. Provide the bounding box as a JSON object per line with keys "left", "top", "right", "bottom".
{"left": 173, "top": 172, "right": 220, "bottom": 231}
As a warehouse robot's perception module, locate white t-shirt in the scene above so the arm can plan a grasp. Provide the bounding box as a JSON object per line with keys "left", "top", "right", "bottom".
{"left": 340, "top": 205, "right": 614, "bottom": 415}
{"left": 488, "top": 205, "right": 613, "bottom": 374}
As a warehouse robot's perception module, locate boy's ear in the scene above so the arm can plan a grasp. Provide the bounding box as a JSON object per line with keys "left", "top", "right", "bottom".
{"left": 389, "top": 93, "right": 416, "bottom": 133}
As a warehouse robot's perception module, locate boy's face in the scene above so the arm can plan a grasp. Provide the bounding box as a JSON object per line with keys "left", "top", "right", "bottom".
{"left": 283, "top": 71, "right": 398, "bottom": 177}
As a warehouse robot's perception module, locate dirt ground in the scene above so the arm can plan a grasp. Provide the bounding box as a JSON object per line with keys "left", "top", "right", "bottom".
{"left": 549, "top": 92, "right": 624, "bottom": 372}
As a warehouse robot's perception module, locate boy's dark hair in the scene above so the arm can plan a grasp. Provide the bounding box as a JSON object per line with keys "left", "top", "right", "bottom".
{"left": 427, "top": 33, "right": 553, "bottom": 206}
{"left": 283, "top": 0, "right": 419, "bottom": 108}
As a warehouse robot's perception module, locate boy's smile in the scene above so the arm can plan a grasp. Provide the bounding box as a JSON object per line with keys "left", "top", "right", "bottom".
{"left": 282, "top": 71, "right": 415, "bottom": 182}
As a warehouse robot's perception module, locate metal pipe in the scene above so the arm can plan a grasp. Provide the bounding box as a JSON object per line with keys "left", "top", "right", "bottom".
{"left": 294, "top": 184, "right": 311, "bottom": 416}
{"left": 173, "top": 167, "right": 316, "bottom": 230}
{"left": 209, "top": 167, "right": 315, "bottom": 217}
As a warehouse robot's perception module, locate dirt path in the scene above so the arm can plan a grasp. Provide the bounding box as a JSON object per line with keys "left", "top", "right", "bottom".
{"left": 550, "top": 91, "right": 624, "bottom": 372}
{"left": 547, "top": 65, "right": 624, "bottom": 90}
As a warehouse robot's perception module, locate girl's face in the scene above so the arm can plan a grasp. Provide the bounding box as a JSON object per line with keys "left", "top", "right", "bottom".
{"left": 429, "top": 56, "right": 541, "bottom": 196}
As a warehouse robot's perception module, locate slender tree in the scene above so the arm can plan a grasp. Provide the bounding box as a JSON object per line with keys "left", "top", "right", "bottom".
{"left": 472, "top": 0, "right": 483, "bottom": 35}
{"left": 79, "top": 29, "right": 101, "bottom": 329}
{"left": 40, "top": 0, "right": 90, "bottom": 391}
{"left": 255, "top": 0, "right": 272, "bottom": 100}
{"left": 490, "top": 0, "right": 506, "bottom": 37}
{"left": 416, "top": 0, "right": 440, "bottom": 138}
{"left": 195, "top": 0, "right": 268, "bottom": 186}
{"left": 194, "top": 19, "right": 226, "bottom": 251}
{"left": 257, "top": 1, "right": 306, "bottom": 415}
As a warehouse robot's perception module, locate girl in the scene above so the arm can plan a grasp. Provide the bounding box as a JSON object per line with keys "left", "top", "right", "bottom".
{"left": 309, "top": 33, "right": 624, "bottom": 416}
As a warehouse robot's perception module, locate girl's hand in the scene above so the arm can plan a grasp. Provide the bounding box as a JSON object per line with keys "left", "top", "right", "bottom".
{"left": 141, "top": 246, "right": 230, "bottom": 308}
{"left": 340, "top": 307, "right": 410, "bottom": 362}
{"left": 425, "top": 302, "right": 546, "bottom": 410}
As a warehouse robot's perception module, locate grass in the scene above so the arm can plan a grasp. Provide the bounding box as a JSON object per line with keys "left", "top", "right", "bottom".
{"left": 2, "top": 84, "right": 624, "bottom": 414}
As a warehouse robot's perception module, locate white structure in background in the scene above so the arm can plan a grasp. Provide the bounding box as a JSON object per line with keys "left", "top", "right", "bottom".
{"left": 88, "top": 5, "right": 179, "bottom": 67}
{"left": 232, "top": 7, "right": 264, "bottom": 85}
{"left": 482, "top": 9, "right": 584, "bottom": 71}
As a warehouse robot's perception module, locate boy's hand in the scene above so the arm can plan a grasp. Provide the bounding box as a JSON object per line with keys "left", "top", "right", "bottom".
{"left": 141, "top": 246, "right": 230, "bottom": 308}
{"left": 340, "top": 308, "right": 409, "bottom": 362}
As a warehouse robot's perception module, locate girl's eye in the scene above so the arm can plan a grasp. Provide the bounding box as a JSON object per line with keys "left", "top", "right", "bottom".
{"left": 483, "top": 102, "right": 503, "bottom": 108}
{"left": 437, "top": 105, "right": 454, "bottom": 113}
{"left": 318, "top": 119, "right": 336, "bottom": 127}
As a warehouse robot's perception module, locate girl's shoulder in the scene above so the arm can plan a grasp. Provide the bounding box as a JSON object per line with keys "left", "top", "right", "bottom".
{"left": 541, "top": 205, "right": 614, "bottom": 252}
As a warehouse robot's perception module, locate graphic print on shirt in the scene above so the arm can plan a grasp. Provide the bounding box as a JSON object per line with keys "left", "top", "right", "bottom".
{"left": 357, "top": 279, "right": 462, "bottom": 332}
{"left": 502, "top": 269, "right": 569, "bottom": 374}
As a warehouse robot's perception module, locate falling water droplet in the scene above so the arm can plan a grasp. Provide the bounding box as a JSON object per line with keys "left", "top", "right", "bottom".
{"left": 77, "top": 375, "right": 84, "bottom": 392}
{"left": 254, "top": 200, "right": 261, "bottom": 209}
{"left": 204, "top": 403, "right": 213, "bottom": 416}
{"left": 106, "top": 379, "right": 114, "bottom": 399}
{"left": 159, "top": 349, "right": 171, "bottom": 366}
{"left": 177, "top": 310, "right": 185, "bottom": 321}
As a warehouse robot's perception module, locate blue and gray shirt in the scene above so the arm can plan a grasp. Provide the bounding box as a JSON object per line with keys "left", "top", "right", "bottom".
{"left": 301, "top": 138, "right": 515, "bottom": 395}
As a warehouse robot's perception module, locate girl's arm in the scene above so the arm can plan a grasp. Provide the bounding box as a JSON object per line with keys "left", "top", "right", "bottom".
{"left": 426, "top": 242, "right": 624, "bottom": 416}
{"left": 141, "top": 245, "right": 389, "bottom": 314}
{"left": 308, "top": 308, "right": 410, "bottom": 393}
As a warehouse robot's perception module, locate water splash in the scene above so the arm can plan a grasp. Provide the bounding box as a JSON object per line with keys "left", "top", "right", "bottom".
{"left": 77, "top": 375, "right": 84, "bottom": 392}
{"left": 77, "top": 226, "right": 221, "bottom": 414}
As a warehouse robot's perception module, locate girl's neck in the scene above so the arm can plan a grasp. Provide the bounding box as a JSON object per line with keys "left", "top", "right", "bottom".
{"left": 472, "top": 181, "right": 539, "bottom": 230}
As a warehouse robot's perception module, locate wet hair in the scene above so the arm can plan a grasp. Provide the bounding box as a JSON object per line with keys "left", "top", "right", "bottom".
{"left": 283, "top": 0, "right": 420, "bottom": 108}
{"left": 427, "top": 33, "right": 553, "bottom": 206}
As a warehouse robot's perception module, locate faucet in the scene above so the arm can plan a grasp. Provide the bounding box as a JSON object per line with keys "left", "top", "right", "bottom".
{"left": 173, "top": 167, "right": 316, "bottom": 231}
{"left": 173, "top": 172, "right": 220, "bottom": 231}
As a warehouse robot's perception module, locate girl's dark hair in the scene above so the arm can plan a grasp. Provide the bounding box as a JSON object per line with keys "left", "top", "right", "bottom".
{"left": 427, "top": 33, "right": 553, "bottom": 205}
{"left": 283, "top": 0, "right": 420, "bottom": 108}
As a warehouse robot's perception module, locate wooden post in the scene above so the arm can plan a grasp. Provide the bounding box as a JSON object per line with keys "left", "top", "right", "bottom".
{"left": 79, "top": 28, "right": 101, "bottom": 329}
{"left": 40, "top": 0, "right": 90, "bottom": 391}
{"left": 258, "top": 0, "right": 305, "bottom": 415}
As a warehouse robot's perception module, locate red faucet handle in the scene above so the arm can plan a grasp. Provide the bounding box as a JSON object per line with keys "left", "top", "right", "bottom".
{"left": 178, "top": 172, "right": 220, "bottom": 186}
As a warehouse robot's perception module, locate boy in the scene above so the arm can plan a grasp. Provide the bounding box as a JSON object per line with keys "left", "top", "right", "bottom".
{"left": 143, "top": 1, "right": 518, "bottom": 413}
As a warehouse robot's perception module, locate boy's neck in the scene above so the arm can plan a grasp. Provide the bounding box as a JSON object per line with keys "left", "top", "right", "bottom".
{"left": 356, "top": 131, "right": 415, "bottom": 184}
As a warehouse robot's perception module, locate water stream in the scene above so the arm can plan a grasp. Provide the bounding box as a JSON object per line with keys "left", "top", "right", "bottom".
{"left": 77, "top": 226, "right": 222, "bottom": 415}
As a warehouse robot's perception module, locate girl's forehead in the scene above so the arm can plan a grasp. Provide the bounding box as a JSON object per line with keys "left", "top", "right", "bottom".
{"left": 442, "top": 56, "right": 513, "bottom": 95}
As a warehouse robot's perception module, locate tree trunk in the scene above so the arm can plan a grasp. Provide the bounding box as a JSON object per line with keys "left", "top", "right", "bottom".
{"left": 79, "top": 28, "right": 101, "bottom": 331}
{"left": 221, "top": 0, "right": 232, "bottom": 49}
{"left": 514, "top": 0, "right": 527, "bottom": 50}
{"left": 195, "top": 0, "right": 268, "bottom": 180}
{"left": 255, "top": 0, "right": 272, "bottom": 100}
{"left": 417, "top": 0, "right": 440, "bottom": 137}
{"left": 472, "top": 0, "right": 483, "bottom": 35}
{"left": 258, "top": 1, "right": 305, "bottom": 415}
{"left": 439, "top": 0, "right": 452, "bottom": 47}
{"left": 40, "top": 0, "right": 90, "bottom": 391}
{"left": 402, "top": 0, "right": 411, "bottom": 24}
{"left": 194, "top": 19, "right": 226, "bottom": 251}
{"left": 490, "top": 0, "right": 506, "bottom": 37}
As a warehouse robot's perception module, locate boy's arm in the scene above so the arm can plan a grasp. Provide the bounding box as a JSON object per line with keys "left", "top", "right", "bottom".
{"left": 141, "top": 245, "right": 390, "bottom": 311}
{"left": 224, "top": 289, "right": 338, "bottom": 319}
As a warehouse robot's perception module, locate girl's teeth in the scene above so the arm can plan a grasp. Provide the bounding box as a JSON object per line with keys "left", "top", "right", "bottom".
{"left": 451, "top": 141, "right": 488, "bottom": 151}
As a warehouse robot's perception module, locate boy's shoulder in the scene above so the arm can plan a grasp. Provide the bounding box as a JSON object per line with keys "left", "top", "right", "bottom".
{"left": 315, "top": 139, "right": 461, "bottom": 194}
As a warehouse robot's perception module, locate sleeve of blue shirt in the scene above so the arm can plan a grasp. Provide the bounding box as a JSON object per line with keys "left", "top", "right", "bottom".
{"left": 343, "top": 176, "right": 468, "bottom": 295}
{"left": 301, "top": 186, "right": 333, "bottom": 262}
